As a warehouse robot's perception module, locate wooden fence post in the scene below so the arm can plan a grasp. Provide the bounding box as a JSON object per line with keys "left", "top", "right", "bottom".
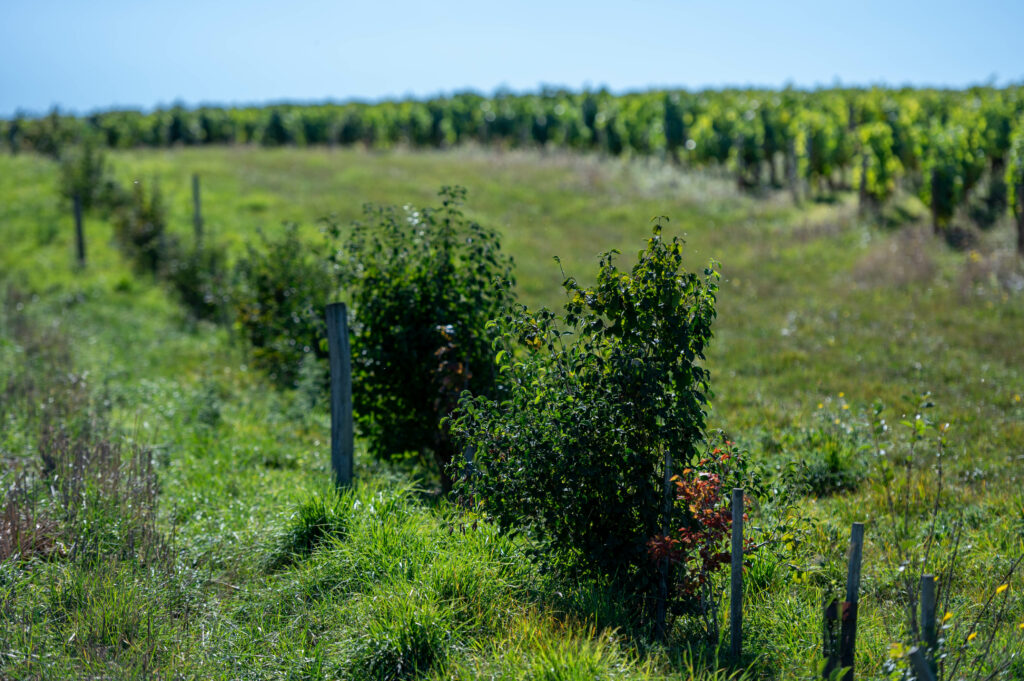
{"left": 908, "top": 647, "right": 937, "bottom": 681}
{"left": 73, "top": 194, "right": 85, "bottom": 266}
{"left": 823, "top": 598, "right": 840, "bottom": 678}
{"left": 840, "top": 522, "right": 865, "bottom": 681}
{"left": 655, "top": 448, "right": 673, "bottom": 641}
{"left": 326, "top": 302, "right": 353, "bottom": 488}
{"left": 192, "top": 173, "right": 203, "bottom": 247}
{"left": 787, "top": 138, "right": 800, "bottom": 206}
{"left": 730, "top": 488, "right": 744, "bottom": 660}
{"left": 920, "top": 574, "right": 937, "bottom": 676}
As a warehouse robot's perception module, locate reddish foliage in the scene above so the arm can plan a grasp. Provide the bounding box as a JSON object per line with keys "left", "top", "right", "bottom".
{"left": 648, "top": 442, "right": 751, "bottom": 598}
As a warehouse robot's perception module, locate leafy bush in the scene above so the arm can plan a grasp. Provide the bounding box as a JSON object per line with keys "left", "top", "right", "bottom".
{"left": 57, "top": 140, "right": 112, "bottom": 212}
{"left": 164, "top": 242, "right": 231, "bottom": 322}
{"left": 111, "top": 179, "right": 177, "bottom": 275}
{"left": 328, "top": 187, "right": 515, "bottom": 491}
{"left": 647, "top": 438, "right": 760, "bottom": 641}
{"left": 451, "top": 222, "right": 718, "bottom": 616}
{"left": 231, "top": 224, "right": 333, "bottom": 388}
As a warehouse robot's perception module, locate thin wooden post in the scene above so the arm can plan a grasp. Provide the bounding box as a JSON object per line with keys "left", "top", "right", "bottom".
{"left": 907, "top": 647, "right": 937, "bottom": 681}
{"left": 73, "top": 194, "right": 85, "bottom": 266}
{"left": 655, "top": 448, "right": 673, "bottom": 641}
{"left": 192, "top": 173, "right": 203, "bottom": 247}
{"left": 920, "top": 574, "right": 937, "bottom": 676}
{"left": 823, "top": 598, "right": 840, "bottom": 678}
{"left": 787, "top": 138, "right": 800, "bottom": 206}
{"left": 730, "top": 488, "right": 744, "bottom": 660}
{"left": 326, "top": 302, "right": 353, "bottom": 488}
{"left": 840, "top": 522, "right": 865, "bottom": 681}
{"left": 857, "top": 152, "right": 868, "bottom": 215}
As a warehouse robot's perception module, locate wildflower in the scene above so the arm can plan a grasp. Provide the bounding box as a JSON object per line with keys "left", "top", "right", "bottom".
{"left": 996, "top": 584, "right": 1009, "bottom": 595}
{"left": 942, "top": 612, "right": 953, "bottom": 624}
{"left": 967, "top": 631, "right": 978, "bottom": 643}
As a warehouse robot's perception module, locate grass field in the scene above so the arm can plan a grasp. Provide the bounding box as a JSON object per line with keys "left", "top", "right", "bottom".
{"left": 1, "top": 146, "right": 1023, "bottom": 680}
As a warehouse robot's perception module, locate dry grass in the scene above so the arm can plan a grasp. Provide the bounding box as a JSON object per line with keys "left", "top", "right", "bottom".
{"left": 1, "top": 287, "right": 169, "bottom": 567}
{"left": 852, "top": 226, "right": 938, "bottom": 289}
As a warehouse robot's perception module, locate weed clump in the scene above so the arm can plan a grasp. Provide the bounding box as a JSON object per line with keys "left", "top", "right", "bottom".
{"left": 265, "top": 491, "right": 349, "bottom": 571}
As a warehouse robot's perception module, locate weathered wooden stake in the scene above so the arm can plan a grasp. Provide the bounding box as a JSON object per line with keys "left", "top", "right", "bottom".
{"left": 655, "top": 448, "right": 673, "bottom": 641}
{"left": 908, "top": 647, "right": 937, "bottom": 681}
{"left": 823, "top": 598, "right": 841, "bottom": 678}
{"left": 730, "top": 488, "right": 744, "bottom": 660}
{"left": 326, "top": 302, "right": 353, "bottom": 488}
{"left": 73, "top": 194, "right": 85, "bottom": 266}
{"left": 920, "top": 574, "right": 937, "bottom": 676}
{"left": 192, "top": 173, "right": 203, "bottom": 247}
{"left": 840, "top": 522, "right": 865, "bottom": 681}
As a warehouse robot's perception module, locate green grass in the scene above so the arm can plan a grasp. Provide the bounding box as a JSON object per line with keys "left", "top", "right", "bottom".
{"left": 1, "top": 146, "right": 1023, "bottom": 680}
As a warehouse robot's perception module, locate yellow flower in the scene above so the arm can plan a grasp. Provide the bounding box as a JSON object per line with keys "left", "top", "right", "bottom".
{"left": 839, "top": 392, "right": 845, "bottom": 398}
{"left": 888, "top": 642, "right": 907, "bottom": 659}
{"left": 942, "top": 612, "right": 953, "bottom": 624}
{"left": 967, "top": 632, "right": 978, "bottom": 643}
{"left": 1015, "top": 394, "right": 1022, "bottom": 403}
{"left": 817, "top": 402, "right": 824, "bottom": 409}
{"left": 996, "top": 584, "right": 1009, "bottom": 595}
{"left": 842, "top": 404, "right": 850, "bottom": 410}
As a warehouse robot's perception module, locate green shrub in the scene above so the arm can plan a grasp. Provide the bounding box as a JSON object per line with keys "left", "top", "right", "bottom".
{"left": 231, "top": 224, "right": 334, "bottom": 388}
{"left": 111, "top": 179, "right": 177, "bottom": 276}
{"left": 328, "top": 186, "right": 515, "bottom": 491}
{"left": 57, "top": 140, "right": 111, "bottom": 212}
{"left": 164, "top": 242, "right": 231, "bottom": 322}
{"left": 451, "top": 222, "right": 718, "bottom": 616}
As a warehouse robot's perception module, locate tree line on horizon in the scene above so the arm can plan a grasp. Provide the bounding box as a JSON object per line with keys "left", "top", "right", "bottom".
{"left": 5, "top": 85, "right": 1024, "bottom": 249}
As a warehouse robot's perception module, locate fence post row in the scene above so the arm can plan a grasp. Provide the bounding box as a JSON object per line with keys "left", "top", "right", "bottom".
{"left": 73, "top": 194, "right": 85, "bottom": 266}
{"left": 326, "top": 302, "right": 354, "bottom": 488}
{"left": 730, "top": 488, "right": 744, "bottom": 660}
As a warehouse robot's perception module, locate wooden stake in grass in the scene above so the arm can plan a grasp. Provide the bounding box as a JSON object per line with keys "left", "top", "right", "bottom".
{"left": 326, "top": 302, "right": 353, "bottom": 488}
{"left": 73, "top": 194, "right": 85, "bottom": 266}
{"left": 908, "top": 647, "right": 937, "bottom": 681}
{"left": 823, "top": 598, "right": 841, "bottom": 678}
{"left": 920, "top": 574, "right": 937, "bottom": 675}
{"left": 730, "top": 487, "right": 744, "bottom": 660}
{"left": 840, "top": 522, "right": 865, "bottom": 681}
{"left": 655, "top": 448, "right": 673, "bottom": 642}
{"left": 192, "top": 173, "right": 203, "bottom": 247}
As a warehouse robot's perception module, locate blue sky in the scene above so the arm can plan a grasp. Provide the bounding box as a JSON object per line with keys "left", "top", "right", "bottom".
{"left": 2, "top": 0, "right": 1022, "bottom": 116}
